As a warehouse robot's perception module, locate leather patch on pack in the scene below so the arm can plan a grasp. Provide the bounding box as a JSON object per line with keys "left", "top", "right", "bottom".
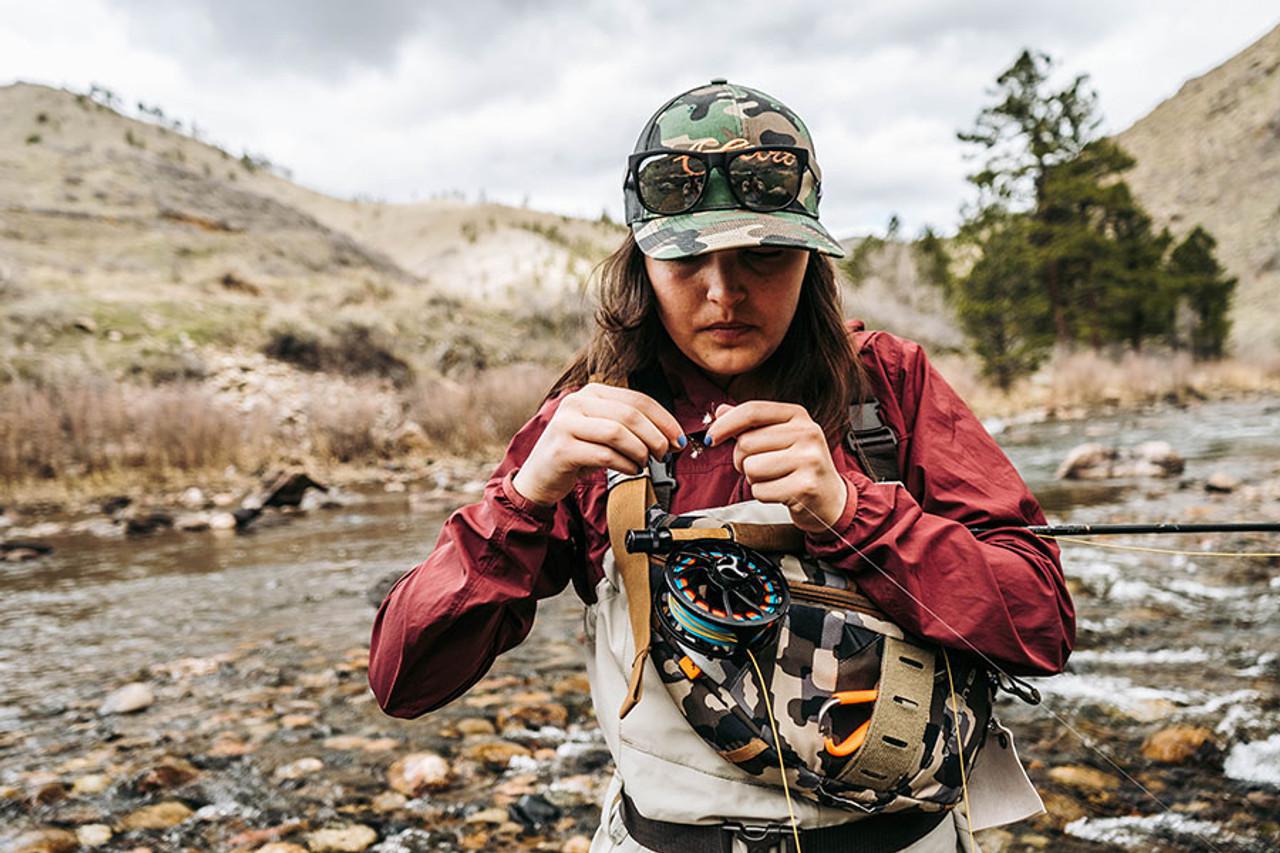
{"left": 721, "top": 738, "right": 770, "bottom": 763}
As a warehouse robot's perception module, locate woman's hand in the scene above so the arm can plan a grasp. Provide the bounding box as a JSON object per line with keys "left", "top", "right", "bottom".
{"left": 511, "top": 384, "right": 687, "bottom": 507}
{"left": 704, "top": 402, "right": 848, "bottom": 535}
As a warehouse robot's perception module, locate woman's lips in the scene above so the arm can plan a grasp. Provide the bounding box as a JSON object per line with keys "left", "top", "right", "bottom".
{"left": 702, "top": 322, "right": 755, "bottom": 343}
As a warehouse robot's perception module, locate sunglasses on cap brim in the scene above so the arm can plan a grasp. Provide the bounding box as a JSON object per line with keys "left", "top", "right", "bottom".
{"left": 626, "top": 145, "right": 816, "bottom": 218}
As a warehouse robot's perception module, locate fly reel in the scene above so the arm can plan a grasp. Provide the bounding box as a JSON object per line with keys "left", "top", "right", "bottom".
{"left": 654, "top": 540, "right": 789, "bottom": 658}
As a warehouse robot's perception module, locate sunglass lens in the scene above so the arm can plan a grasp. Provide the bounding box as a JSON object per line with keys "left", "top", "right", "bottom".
{"left": 728, "top": 150, "right": 803, "bottom": 211}
{"left": 637, "top": 153, "right": 706, "bottom": 214}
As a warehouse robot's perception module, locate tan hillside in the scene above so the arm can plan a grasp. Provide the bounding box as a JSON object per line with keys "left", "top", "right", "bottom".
{"left": 1114, "top": 23, "right": 1280, "bottom": 354}
{"left": 837, "top": 238, "right": 965, "bottom": 354}
{"left": 0, "top": 81, "right": 625, "bottom": 384}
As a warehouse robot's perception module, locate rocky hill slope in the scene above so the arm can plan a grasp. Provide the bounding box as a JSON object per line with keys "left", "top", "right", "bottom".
{"left": 1115, "top": 23, "right": 1280, "bottom": 354}
{"left": 0, "top": 82, "right": 621, "bottom": 385}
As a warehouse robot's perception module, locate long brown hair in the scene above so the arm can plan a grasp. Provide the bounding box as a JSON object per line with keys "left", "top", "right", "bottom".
{"left": 551, "top": 232, "right": 866, "bottom": 437}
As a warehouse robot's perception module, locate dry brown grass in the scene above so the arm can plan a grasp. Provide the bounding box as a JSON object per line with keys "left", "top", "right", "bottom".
{"left": 0, "top": 361, "right": 562, "bottom": 502}
{"left": 933, "top": 349, "right": 1280, "bottom": 419}
{"left": 0, "top": 379, "right": 274, "bottom": 485}
{"left": 410, "top": 363, "right": 558, "bottom": 454}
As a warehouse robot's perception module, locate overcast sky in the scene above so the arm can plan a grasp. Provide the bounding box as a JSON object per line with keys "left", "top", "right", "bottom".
{"left": 2, "top": 2, "right": 1277, "bottom": 238}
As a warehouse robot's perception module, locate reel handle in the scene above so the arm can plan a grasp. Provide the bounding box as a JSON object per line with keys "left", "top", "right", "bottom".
{"left": 625, "top": 528, "right": 673, "bottom": 554}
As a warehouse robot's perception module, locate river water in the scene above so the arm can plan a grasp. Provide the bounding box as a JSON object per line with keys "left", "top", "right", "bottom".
{"left": 1, "top": 395, "right": 1278, "bottom": 850}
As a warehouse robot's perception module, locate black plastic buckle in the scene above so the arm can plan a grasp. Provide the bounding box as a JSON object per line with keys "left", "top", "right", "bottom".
{"left": 720, "top": 822, "right": 794, "bottom": 853}
{"left": 649, "top": 452, "right": 677, "bottom": 497}
{"left": 845, "top": 400, "right": 898, "bottom": 454}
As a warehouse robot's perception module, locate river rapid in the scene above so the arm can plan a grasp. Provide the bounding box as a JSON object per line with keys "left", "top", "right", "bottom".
{"left": 1, "top": 396, "right": 1277, "bottom": 851}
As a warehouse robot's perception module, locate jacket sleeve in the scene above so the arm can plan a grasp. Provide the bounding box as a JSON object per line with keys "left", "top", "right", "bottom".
{"left": 368, "top": 392, "right": 584, "bottom": 718}
{"left": 806, "top": 338, "right": 1075, "bottom": 676}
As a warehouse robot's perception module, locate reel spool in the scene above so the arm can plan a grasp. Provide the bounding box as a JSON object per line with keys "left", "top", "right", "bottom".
{"left": 655, "top": 540, "right": 789, "bottom": 658}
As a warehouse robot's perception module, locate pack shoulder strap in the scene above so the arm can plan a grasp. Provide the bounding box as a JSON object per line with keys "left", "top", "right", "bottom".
{"left": 846, "top": 397, "right": 901, "bottom": 483}
{"left": 606, "top": 473, "right": 655, "bottom": 719}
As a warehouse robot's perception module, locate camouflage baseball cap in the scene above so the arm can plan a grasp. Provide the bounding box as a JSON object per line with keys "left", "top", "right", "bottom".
{"left": 625, "top": 79, "right": 844, "bottom": 260}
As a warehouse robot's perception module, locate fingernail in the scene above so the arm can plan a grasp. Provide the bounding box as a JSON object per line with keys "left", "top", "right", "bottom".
{"left": 702, "top": 434, "right": 714, "bottom": 448}
{"left": 676, "top": 434, "right": 688, "bottom": 449}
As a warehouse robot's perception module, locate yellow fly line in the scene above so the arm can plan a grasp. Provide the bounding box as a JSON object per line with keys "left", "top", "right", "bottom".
{"left": 1041, "top": 535, "right": 1280, "bottom": 558}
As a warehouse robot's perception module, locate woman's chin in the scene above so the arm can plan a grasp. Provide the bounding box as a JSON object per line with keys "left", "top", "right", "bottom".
{"left": 692, "top": 349, "right": 768, "bottom": 382}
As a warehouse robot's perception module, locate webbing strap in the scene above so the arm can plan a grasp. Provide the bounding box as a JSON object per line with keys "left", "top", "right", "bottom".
{"left": 846, "top": 398, "right": 901, "bottom": 483}
{"left": 837, "top": 637, "right": 934, "bottom": 790}
{"left": 725, "top": 522, "right": 806, "bottom": 553}
{"left": 606, "top": 474, "right": 657, "bottom": 719}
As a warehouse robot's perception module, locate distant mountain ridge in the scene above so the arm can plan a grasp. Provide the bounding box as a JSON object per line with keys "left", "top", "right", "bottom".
{"left": 1115, "top": 23, "right": 1280, "bottom": 353}
{"left": 0, "top": 81, "right": 625, "bottom": 384}
{"left": 2, "top": 18, "right": 1277, "bottom": 385}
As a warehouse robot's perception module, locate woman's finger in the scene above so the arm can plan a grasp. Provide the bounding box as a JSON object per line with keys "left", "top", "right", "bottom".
{"left": 569, "top": 415, "right": 652, "bottom": 469}
{"left": 705, "top": 400, "right": 803, "bottom": 447}
{"left": 581, "top": 384, "right": 685, "bottom": 450}
{"left": 731, "top": 420, "right": 814, "bottom": 463}
{"left": 569, "top": 440, "right": 645, "bottom": 476}
{"left": 577, "top": 397, "right": 674, "bottom": 460}
{"left": 739, "top": 447, "right": 798, "bottom": 485}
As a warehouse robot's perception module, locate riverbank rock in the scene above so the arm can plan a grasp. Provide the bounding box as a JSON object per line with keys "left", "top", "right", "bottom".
{"left": 304, "top": 823, "right": 377, "bottom": 852}
{"left": 75, "top": 824, "right": 112, "bottom": 847}
{"left": 1056, "top": 441, "right": 1185, "bottom": 479}
{"left": 1, "top": 540, "right": 53, "bottom": 561}
{"left": 366, "top": 570, "right": 404, "bottom": 608}
{"left": 1142, "top": 726, "right": 1215, "bottom": 764}
{"left": 174, "top": 512, "right": 211, "bottom": 532}
{"left": 461, "top": 739, "right": 533, "bottom": 770}
{"left": 6, "top": 828, "right": 79, "bottom": 852}
{"left": 235, "top": 469, "right": 328, "bottom": 530}
{"left": 274, "top": 757, "right": 325, "bottom": 781}
{"left": 208, "top": 511, "right": 237, "bottom": 530}
{"left": 71, "top": 774, "right": 111, "bottom": 795}
{"left": 98, "top": 682, "right": 154, "bottom": 715}
{"left": 497, "top": 700, "right": 569, "bottom": 733}
{"left": 133, "top": 755, "right": 200, "bottom": 791}
{"left": 1047, "top": 765, "right": 1120, "bottom": 791}
{"left": 118, "top": 800, "right": 193, "bottom": 829}
{"left": 387, "top": 752, "right": 451, "bottom": 795}
{"left": 1204, "top": 471, "right": 1240, "bottom": 493}
{"left": 123, "top": 509, "right": 174, "bottom": 536}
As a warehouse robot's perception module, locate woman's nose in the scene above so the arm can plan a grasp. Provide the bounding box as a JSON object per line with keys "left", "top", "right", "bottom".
{"left": 702, "top": 253, "right": 746, "bottom": 305}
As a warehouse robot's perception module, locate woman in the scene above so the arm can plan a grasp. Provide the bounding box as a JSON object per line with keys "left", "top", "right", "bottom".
{"left": 370, "top": 80, "right": 1074, "bottom": 852}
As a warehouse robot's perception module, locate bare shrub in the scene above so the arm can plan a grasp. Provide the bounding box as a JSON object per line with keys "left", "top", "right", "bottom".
{"left": 408, "top": 363, "right": 556, "bottom": 453}
{"left": 303, "top": 383, "right": 391, "bottom": 463}
{"left": 933, "top": 348, "right": 1280, "bottom": 418}
{"left": 263, "top": 318, "right": 411, "bottom": 385}
{"left": 0, "top": 378, "right": 273, "bottom": 485}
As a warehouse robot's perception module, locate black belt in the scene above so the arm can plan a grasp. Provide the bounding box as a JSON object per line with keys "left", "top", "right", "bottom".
{"left": 620, "top": 792, "right": 949, "bottom": 853}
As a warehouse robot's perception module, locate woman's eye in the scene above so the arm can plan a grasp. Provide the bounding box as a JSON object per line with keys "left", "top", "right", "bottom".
{"left": 746, "top": 249, "right": 784, "bottom": 261}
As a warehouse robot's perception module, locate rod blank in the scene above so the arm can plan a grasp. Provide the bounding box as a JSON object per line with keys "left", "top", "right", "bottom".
{"left": 971, "top": 522, "right": 1280, "bottom": 536}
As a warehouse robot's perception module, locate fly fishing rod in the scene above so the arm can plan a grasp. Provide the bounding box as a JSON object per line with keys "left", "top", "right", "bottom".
{"left": 974, "top": 521, "right": 1280, "bottom": 536}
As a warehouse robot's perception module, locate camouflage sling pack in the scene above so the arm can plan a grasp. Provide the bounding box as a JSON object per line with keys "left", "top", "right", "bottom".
{"left": 603, "top": 397, "right": 995, "bottom": 817}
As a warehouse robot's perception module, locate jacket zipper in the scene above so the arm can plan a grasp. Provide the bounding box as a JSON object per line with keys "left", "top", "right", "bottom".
{"left": 788, "top": 580, "right": 885, "bottom": 618}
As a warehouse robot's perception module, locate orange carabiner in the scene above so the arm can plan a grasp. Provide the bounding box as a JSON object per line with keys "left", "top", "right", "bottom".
{"left": 818, "top": 689, "right": 878, "bottom": 757}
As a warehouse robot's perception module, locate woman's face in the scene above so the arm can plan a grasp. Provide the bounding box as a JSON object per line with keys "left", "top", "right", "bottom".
{"left": 645, "top": 246, "right": 809, "bottom": 386}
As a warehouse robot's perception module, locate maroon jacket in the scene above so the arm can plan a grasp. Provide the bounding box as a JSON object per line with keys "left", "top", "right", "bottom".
{"left": 369, "top": 323, "right": 1074, "bottom": 719}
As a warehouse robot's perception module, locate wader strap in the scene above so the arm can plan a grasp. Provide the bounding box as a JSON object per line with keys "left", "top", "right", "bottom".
{"left": 663, "top": 524, "right": 805, "bottom": 554}
{"left": 725, "top": 523, "right": 806, "bottom": 553}
{"left": 846, "top": 398, "right": 901, "bottom": 483}
{"left": 837, "top": 637, "right": 934, "bottom": 790}
{"left": 620, "top": 791, "right": 948, "bottom": 853}
{"left": 607, "top": 474, "right": 657, "bottom": 719}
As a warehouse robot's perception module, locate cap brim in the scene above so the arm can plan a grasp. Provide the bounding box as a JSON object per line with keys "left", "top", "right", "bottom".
{"left": 632, "top": 209, "right": 846, "bottom": 260}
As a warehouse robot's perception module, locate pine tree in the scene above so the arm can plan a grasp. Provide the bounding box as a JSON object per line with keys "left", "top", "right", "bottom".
{"left": 1167, "top": 226, "right": 1236, "bottom": 359}
{"left": 958, "top": 51, "right": 1148, "bottom": 346}
{"left": 952, "top": 214, "right": 1054, "bottom": 389}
